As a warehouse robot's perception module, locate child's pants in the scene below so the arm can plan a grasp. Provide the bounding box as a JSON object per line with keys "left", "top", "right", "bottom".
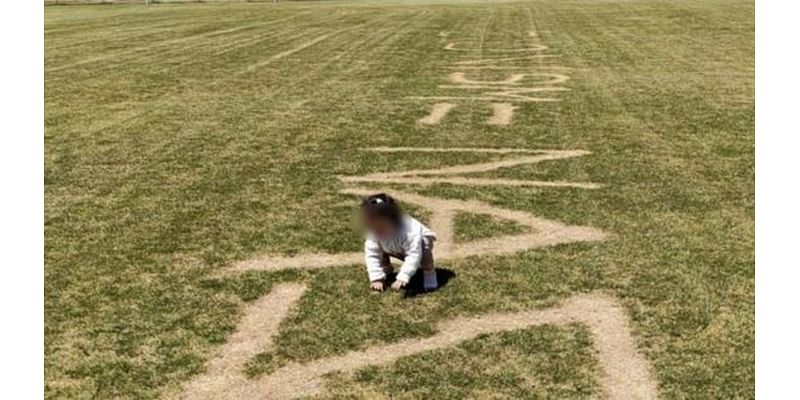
{"left": 380, "top": 237, "right": 435, "bottom": 276}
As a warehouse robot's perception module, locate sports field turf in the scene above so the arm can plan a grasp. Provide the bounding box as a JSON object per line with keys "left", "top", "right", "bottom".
{"left": 44, "top": 0, "right": 754, "bottom": 398}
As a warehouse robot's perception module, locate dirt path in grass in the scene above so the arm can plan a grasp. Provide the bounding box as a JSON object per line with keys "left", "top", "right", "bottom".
{"left": 445, "top": 73, "right": 570, "bottom": 86}
{"left": 449, "top": 71, "right": 525, "bottom": 85}
{"left": 444, "top": 42, "right": 549, "bottom": 52}
{"left": 341, "top": 187, "right": 608, "bottom": 257}
{"left": 179, "top": 291, "right": 657, "bottom": 400}
{"left": 174, "top": 283, "right": 307, "bottom": 400}
{"left": 342, "top": 148, "right": 593, "bottom": 179}
{"left": 338, "top": 148, "right": 599, "bottom": 188}
{"left": 230, "top": 148, "right": 606, "bottom": 272}
{"left": 487, "top": 102, "right": 517, "bottom": 125}
{"left": 220, "top": 148, "right": 628, "bottom": 397}
{"left": 417, "top": 102, "right": 456, "bottom": 125}
{"left": 258, "top": 292, "right": 657, "bottom": 399}
{"left": 339, "top": 176, "right": 601, "bottom": 188}
{"left": 366, "top": 147, "right": 547, "bottom": 153}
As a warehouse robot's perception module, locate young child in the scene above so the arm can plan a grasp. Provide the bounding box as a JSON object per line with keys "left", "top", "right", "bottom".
{"left": 360, "top": 193, "right": 438, "bottom": 292}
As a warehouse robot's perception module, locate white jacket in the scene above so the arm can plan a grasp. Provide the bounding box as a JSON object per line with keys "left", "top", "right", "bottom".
{"left": 364, "top": 215, "right": 436, "bottom": 283}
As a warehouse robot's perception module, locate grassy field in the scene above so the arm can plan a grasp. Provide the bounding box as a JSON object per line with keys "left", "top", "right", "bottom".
{"left": 45, "top": 0, "right": 754, "bottom": 398}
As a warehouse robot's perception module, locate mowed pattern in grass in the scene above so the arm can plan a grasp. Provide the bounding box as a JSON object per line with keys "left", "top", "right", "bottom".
{"left": 45, "top": 0, "right": 754, "bottom": 399}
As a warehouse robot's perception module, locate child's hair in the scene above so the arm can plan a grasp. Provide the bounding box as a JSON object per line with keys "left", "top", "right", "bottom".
{"left": 361, "top": 193, "right": 402, "bottom": 226}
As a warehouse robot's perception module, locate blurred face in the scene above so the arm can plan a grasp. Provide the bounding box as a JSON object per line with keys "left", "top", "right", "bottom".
{"left": 364, "top": 215, "right": 395, "bottom": 240}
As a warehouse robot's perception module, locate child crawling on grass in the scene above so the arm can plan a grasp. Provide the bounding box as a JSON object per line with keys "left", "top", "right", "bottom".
{"left": 361, "top": 193, "right": 438, "bottom": 292}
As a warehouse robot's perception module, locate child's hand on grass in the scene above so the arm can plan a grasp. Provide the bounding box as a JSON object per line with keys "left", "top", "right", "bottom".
{"left": 370, "top": 280, "right": 385, "bottom": 292}
{"left": 390, "top": 280, "right": 407, "bottom": 290}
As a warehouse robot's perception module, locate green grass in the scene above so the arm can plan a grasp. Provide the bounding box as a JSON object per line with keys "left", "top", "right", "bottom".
{"left": 453, "top": 212, "right": 530, "bottom": 242}
{"left": 45, "top": 0, "right": 754, "bottom": 399}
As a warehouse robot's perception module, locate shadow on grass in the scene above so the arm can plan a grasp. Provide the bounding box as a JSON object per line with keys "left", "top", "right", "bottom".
{"left": 401, "top": 268, "right": 456, "bottom": 298}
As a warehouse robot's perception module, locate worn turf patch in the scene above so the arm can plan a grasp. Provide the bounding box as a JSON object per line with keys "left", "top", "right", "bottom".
{"left": 175, "top": 289, "right": 657, "bottom": 400}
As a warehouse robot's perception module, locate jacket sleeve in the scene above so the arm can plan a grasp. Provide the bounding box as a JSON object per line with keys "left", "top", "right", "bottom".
{"left": 396, "top": 229, "right": 424, "bottom": 284}
{"left": 364, "top": 238, "right": 386, "bottom": 282}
